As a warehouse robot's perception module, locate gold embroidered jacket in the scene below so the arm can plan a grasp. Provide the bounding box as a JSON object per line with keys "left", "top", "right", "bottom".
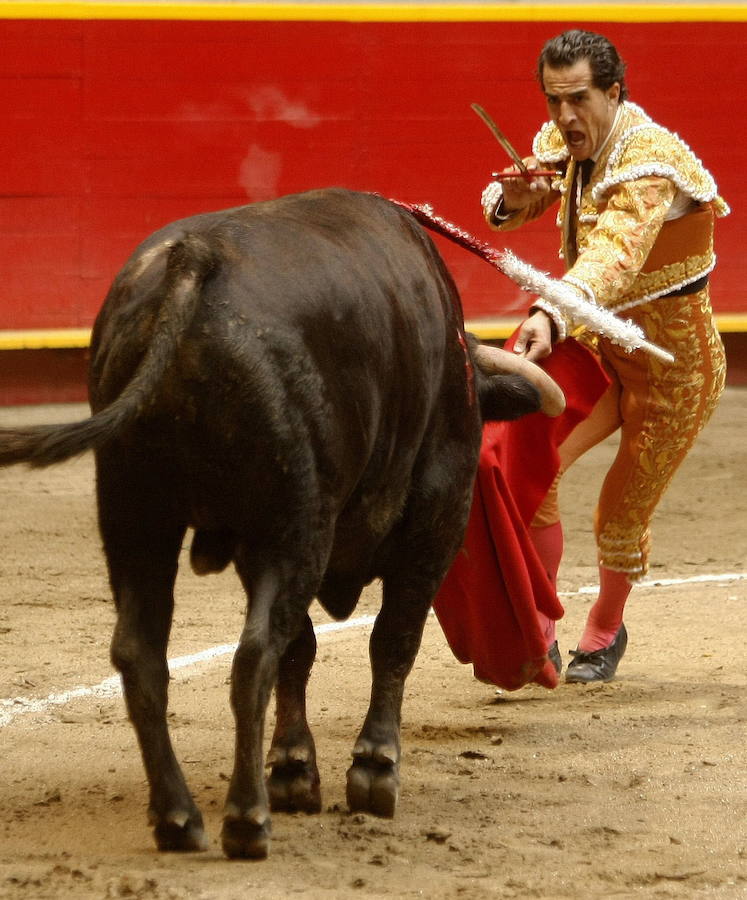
{"left": 483, "top": 102, "right": 729, "bottom": 334}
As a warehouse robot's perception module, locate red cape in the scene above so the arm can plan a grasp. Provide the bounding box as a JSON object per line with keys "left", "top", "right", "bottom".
{"left": 433, "top": 337, "right": 610, "bottom": 690}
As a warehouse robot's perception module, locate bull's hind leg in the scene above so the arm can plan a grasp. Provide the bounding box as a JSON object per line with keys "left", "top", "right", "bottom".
{"left": 347, "top": 434, "right": 476, "bottom": 818}
{"left": 98, "top": 468, "right": 204, "bottom": 852}
{"left": 266, "top": 614, "right": 321, "bottom": 814}
{"left": 221, "top": 556, "right": 318, "bottom": 860}
{"left": 346, "top": 579, "right": 433, "bottom": 818}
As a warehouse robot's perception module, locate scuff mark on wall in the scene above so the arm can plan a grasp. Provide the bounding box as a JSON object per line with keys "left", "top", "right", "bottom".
{"left": 238, "top": 87, "right": 320, "bottom": 200}
{"left": 238, "top": 144, "right": 283, "bottom": 201}
{"left": 247, "top": 85, "right": 321, "bottom": 129}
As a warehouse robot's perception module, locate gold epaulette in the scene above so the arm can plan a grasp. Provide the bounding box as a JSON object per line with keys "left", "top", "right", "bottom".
{"left": 600, "top": 122, "right": 729, "bottom": 216}
{"left": 531, "top": 102, "right": 728, "bottom": 216}
{"left": 532, "top": 119, "right": 569, "bottom": 165}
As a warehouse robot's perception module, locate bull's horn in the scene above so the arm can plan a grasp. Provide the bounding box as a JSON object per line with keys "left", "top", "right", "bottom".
{"left": 473, "top": 344, "right": 566, "bottom": 417}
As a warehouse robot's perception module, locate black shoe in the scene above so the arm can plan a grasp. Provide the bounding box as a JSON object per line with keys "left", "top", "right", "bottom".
{"left": 548, "top": 640, "right": 562, "bottom": 676}
{"left": 565, "top": 624, "right": 628, "bottom": 684}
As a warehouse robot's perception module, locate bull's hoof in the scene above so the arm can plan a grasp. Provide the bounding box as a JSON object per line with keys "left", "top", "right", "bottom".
{"left": 221, "top": 805, "right": 271, "bottom": 860}
{"left": 267, "top": 764, "right": 322, "bottom": 813}
{"left": 266, "top": 745, "right": 322, "bottom": 813}
{"left": 152, "top": 809, "right": 208, "bottom": 853}
{"left": 346, "top": 758, "right": 400, "bottom": 818}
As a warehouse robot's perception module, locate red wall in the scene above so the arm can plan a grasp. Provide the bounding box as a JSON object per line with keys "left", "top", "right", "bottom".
{"left": 1, "top": 14, "right": 745, "bottom": 331}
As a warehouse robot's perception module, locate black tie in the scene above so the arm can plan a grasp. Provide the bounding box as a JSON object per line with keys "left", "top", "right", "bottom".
{"left": 579, "top": 157, "right": 595, "bottom": 189}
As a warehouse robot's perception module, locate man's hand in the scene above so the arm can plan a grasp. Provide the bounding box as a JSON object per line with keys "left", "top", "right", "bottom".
{"left": 500, "top": 156, "right": 553, "bottom": 211}
{"left": 512, "top": 309, "right": 554, "bottom": 361}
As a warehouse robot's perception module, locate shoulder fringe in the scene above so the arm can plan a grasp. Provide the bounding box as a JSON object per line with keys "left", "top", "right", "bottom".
{"left": 597, "top": 122, "right": 729, "bottom": 214}
{"left": 532, "top": 120, "right": 568, "bottom": 164}
{"left": 532, "top": 103, "right": 728, "bottom": 215}
{"left": 532, "top": 101, "right": 652, "bottom": 161}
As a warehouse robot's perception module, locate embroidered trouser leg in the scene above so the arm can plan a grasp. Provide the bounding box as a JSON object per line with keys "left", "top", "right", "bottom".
{"left": 531, "top": 290, "right": 726, "bottom": 581}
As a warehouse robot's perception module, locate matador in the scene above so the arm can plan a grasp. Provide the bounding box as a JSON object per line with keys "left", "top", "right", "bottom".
{"left": 480, "top": 31, "right": 727, "bottom": 683}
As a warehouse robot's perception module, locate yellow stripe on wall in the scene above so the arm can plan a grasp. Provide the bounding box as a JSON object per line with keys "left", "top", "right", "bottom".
{"left": 468, "top": 313, "right": 747, "bottom": 341}
{"left": 0, "top": 329, "right": 93, "bottom": 351}
{"left": 2, "top": 314, "right": 746, "bottom": 350}
{"left": 1, "top": 2, "right": 747, "bottom": 23}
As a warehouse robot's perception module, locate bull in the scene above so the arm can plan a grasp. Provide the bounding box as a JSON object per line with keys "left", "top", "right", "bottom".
{"left": 0, "top": 188, "right": 561, "bottom": 858}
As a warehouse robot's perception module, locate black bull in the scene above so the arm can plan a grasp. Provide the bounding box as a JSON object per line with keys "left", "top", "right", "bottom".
{"left": 0, "top": 188, "right": 541, "bottom": 859}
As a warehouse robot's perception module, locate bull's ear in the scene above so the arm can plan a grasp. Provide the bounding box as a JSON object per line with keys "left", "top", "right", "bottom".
{"left": 478, "top": 373, "right": 541, "bottom": 422}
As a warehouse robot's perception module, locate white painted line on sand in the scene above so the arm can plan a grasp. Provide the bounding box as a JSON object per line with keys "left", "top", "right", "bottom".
{"left": 0, "top": 614, "right": 377, "bottom": 728}
{"left": 564, "top": 571, "right": 747, "bottom": 596}
{"left": 2, "top": 574, "right": 744, "bottom": 728}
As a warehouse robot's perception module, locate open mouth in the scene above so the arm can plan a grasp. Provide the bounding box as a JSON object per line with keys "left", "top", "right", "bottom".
{"left": 565, "top": 130, "right": 586, "bottom": 150}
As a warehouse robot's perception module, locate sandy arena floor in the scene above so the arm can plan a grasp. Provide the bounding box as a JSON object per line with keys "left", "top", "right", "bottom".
{"left": 0, "top": 390, "right": 745, "bottom": 899}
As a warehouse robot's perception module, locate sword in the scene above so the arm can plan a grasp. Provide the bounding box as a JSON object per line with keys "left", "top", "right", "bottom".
{"left": 471, "top": 103, "right": 559, "bottom": 179}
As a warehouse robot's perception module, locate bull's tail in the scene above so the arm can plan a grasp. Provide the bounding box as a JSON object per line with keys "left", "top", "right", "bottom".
{"left": 0, "top": 234, "right": 215, "bottom": 468}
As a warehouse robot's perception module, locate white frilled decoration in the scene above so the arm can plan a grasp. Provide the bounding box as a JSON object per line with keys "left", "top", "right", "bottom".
{"left": 392, "top": 199, "right": 675, "bottom": 364}
{"left": 497, "top": 250, "right": 675, "bottom": 363}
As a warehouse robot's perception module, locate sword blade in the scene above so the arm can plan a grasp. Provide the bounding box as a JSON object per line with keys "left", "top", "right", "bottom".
{"left": 471, "top": 103, "right": 529, "bottom": 174}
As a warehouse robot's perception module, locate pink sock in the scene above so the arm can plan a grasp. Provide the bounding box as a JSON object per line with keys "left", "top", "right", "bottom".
{"left": 530, "top": 522, "right": 564, "bottom": 647}
{"left": 529, "top": 522, "right": 564, "bottom": 587}
{"left": 578, "top": 566, "right": 631, "bottom": 651}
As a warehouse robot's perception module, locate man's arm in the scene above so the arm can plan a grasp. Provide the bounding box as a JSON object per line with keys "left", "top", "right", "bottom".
{"left": 562, "top": 175, "right": 677, "bottom": 309}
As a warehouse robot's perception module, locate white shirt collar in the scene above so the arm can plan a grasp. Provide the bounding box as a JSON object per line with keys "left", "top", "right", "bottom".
{"left": 591, "top": 103, "right": 624, "bottom": 163}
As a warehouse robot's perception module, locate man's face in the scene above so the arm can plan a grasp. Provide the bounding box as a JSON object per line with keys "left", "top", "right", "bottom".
{"left": 542, "top": 59, "right": 620, "bottom": 160}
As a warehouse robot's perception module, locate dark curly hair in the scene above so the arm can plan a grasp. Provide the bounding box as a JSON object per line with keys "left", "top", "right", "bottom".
{"left": 536, "top": 30, "right": 628, "bottom": 102}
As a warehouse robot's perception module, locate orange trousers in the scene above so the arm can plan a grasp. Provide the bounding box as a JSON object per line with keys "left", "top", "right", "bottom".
{"left": 531, "top": 289, "right": 726, "bottom": 580}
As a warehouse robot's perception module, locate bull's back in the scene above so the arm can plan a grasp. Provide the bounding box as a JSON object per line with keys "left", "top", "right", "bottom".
{"left": 89, "top": 189, "right": 472, "bottom": 538}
